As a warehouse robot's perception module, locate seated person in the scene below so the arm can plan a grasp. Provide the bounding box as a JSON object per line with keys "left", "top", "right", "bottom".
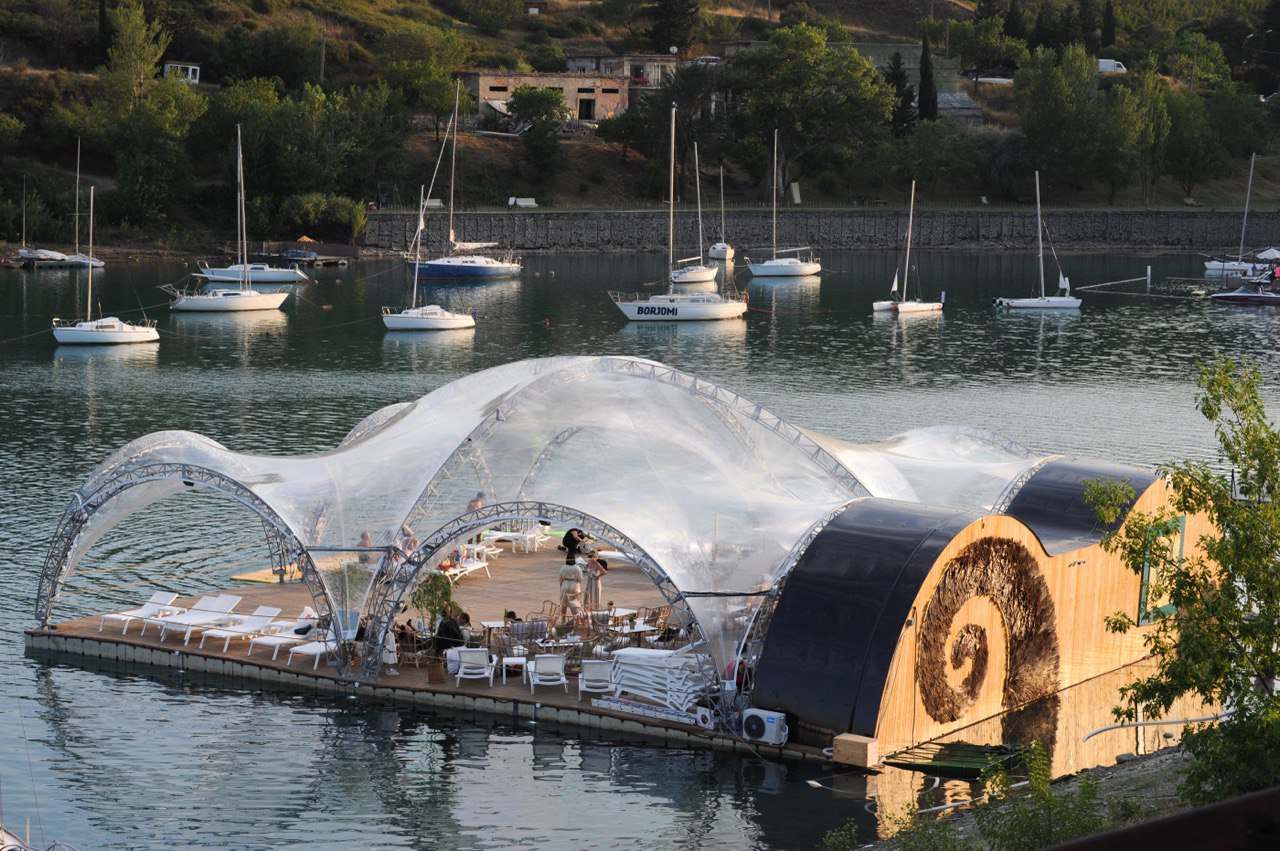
{"left": 457, "top": 611, "right": 473, "bottom": 644}
{"left": 434, "top": 607, "right": 465, "bottom": 657}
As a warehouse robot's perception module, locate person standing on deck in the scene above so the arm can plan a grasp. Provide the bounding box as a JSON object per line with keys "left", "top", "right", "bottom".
{"left": 561, "top": 527, "right": 592, "bottom": 564}
{"left": 558, "top": 559, "right": 584, "bottom": 617}
{"left": 583, "top": 553, "right": 608, "bottom": 610}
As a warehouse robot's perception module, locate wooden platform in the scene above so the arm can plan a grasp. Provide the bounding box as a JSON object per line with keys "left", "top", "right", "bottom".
{"left": 26, "top": 545, "right": 827, "bottom": 763}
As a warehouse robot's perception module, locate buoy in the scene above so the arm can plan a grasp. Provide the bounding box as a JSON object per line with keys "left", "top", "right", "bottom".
{"left": 321, "top": 304, "right": 334, "bottom": 310}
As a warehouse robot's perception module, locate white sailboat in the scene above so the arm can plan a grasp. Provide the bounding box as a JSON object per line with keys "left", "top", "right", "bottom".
{"left": 383, "top": 186, "right": 476, "bottom": 330}
{"left": 708, "top": 166, "right": 734, "bottom": 261}
{"left": 1205, "top": 153, "right": 1260, "bottom": 275}
{"left": 995, "top": 171, "right": 1081, "bottom": 310}
{"left": 415, "top": 82, "right": 522, "bottom": 280}
{"left": 52, "top": 187, "right": 159, "bottom": 344}
{"left": 670, "top": 143, "right": 718, "bottom": 284}
{"left": 873, "top": 182, "right": 942, "bottom": 314}
{"left": 67, "top": 139, "right": 104, "bottom": 269}
{"left": 611, "top": 106, "right": 748, "bottom": 322}
{"left": 167, "top": 126, "right": 292, "bottom": 311}
{"left": 747, "top": 129, "right": 821, "bottom": 277}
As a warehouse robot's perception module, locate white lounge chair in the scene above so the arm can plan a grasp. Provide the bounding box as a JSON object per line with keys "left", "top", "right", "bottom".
{"left": 99, "top": 592, "right": 181, "bottom": 634}
{"left": 247, "top": 607, "right": 318, "bottom": 660}
{"left": 455, "top": 648, "right": 495, "bottom": 687}
{"left": 147, "top": 594, "right": 242, "bottom": 644}
{"left": 527, "top": 654, "right": 568, "bottom": 694}
{"left": 578, "top": 659, "right": 615, "bottom": 700}
{"left": 197, "top": 605, "right": 282, "bottom": 652}
{"left": 286, "top": 610, "right": 360, "bottom": 671}
{"left": 141, "top": 594, "right": 216, "bottom": 637}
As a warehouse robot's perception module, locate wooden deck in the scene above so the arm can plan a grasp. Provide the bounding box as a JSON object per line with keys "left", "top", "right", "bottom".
{"left": 26, "top": 544, "right": 826, "bottom": 762}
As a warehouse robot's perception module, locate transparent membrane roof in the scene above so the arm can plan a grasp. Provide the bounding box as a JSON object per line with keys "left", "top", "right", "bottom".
{"left": 56, "top": 356, "right": 1053, "bottom": 678}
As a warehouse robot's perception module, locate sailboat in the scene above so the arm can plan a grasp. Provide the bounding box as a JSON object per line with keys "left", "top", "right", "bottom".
{"left": 68, "top": 139, "right": 104, "bottom": 268}
{"left": 610, "top": 106, "right": 748, "bottom": 322}
{"left": 166, "top": 126, "right": 293, "bottom": 311}
{"left": 747, "top": 129, "right": 821, "bottom": 277}
{"left": 383, "top": 186, "right": 476, "bottom": 330}
{"left": 708, "top": 166, "right": 734, "bottom": 261}
{"left": 994, "top": 171, "right": 1081, "bottom": 310}
{"left": 416, "top": 82, "right": 522, "bottom": 280}
{"left": 16, "top": 175, "right": 72, "bottom": 269}
{"left": 1204, "top": 153, "right": 1260, "bottom": 275}
{"left": 873, "top": 182, "right": 942, "bottom": 314}
{"left": 670, "top": 142, "right": 717, "bottom": 284}
{"left": 52, "top": 187, "right": 159, "bottom": 344}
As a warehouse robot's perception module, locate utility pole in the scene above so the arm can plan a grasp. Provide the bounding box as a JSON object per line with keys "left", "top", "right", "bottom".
{"left": 319, "top": 32, "right": 326, "bottom": 83}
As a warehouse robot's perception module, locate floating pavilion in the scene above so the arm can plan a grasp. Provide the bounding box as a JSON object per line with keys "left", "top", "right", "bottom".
{"left": 27, "top": 356, "right": 1208, "bottom": 767}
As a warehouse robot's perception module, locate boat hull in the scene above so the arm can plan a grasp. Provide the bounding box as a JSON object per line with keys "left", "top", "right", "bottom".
{"left": 1204, "top": 260, "right": 1257, "bottom": 274}
{"left": 748, "top": 259, "right": 822, "bottom": 277}
{"left": 895, "top": 300, "right": 943, "bottom": 313}
{"left": 708, "top": 243, "right": 734, "bottom": 261}
{"left": 198, "top": 266, "right": 309, "bottom": 284}
{"left": 613, "top": 298, "right": 747, "bottom": 321}
{"left": 995, "top": 296, "right": 1082, "bottom": 309}
{"left": 670, "top": 265, "right": 718, "bottom": 284}
{"left": 1208, "top": 288, "right": 1280, "bottom": 306}
{"left": 382, "top": 312, "right": 476, "bottom": 330}
{"left": 414, "top": 258, "right": 522, "bottom": 279}
{"left": 170, "top": 289, "right": 290, "bottom": 312}
{"left": 871, "top": 300, "right": 895, "bottom": 312}
{"left": 53, "top": 319, "right": 159, "bottom": 345}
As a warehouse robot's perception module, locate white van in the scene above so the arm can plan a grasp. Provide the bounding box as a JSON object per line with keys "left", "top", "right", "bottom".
{"left": 1097, "top": 59, "right": 1127, "bottom": 74}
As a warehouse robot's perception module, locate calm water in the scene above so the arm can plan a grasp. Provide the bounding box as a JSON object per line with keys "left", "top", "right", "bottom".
{"left": 1, "top": 250, "right": 1277, "bottom": 849}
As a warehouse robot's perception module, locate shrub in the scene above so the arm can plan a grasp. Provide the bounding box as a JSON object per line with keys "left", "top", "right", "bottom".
{"left": 973, "top": 741, "right": 1105, "bottom": 850}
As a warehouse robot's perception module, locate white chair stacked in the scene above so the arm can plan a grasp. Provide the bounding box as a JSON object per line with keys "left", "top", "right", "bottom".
{"left": 287, "top": 610, "right": 360, "bottom": 671}
{"left": 99, "top": 592, "right": 180, "bottom": 634}
{"left": 144, "top": 594, "right": 242, "bottom": 643}
{"left": 611, "top": 647, "right": 706, "bottom": 711}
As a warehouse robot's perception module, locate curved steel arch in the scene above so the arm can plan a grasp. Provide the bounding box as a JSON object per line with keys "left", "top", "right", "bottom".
{"left": 989, "top": 455, "right": 1064, "bottom": 515}
{"left": 35, "top": 463, "right": 340, "bottom": 659}
{"left": 402, "top": 356, "right": 869, "bottom": 534}
{"left": 358, "top": 500, "right": 719, "bottom": 697}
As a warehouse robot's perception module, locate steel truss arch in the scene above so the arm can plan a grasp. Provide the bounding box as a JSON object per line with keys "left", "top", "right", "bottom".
{"left": 359, "top": 501, "right": 719, "bottom": 699}
{"left": 990, "top": 455, "right": 1064, "bottom": 515}
{"left": 34, "top": 463, "right": 341, "bottom": 663}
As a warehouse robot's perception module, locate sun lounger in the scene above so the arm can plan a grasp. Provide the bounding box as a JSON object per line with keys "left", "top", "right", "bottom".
{"left": 99, "top": 592, "right": 181, "bottom": 634}
{"left": 286, "top": 610, "right": 360, "bottom": 670}
{"left": 247, "top": 608, "right": 318, "bottom": 659}
{"left": 146, "top": 594, "right": 242, "bottom": 644}
{"left": 197, "top": 606, "right": 282, "bottom": 652}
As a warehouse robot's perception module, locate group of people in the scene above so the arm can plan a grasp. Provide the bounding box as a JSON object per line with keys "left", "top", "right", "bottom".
{"left": 557, "top": 527, "right": 608, "bottom": 616}
{"left": 383, "top": 604, "right": 473, "bottom": 676}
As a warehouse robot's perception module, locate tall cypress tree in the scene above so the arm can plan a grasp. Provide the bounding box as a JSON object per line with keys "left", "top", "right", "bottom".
{"left": 1079, "top": 0, "right": 1100, "bottom": 53}
{"left": 1005, "top": 0, "right": 1026, "bottom": 41}
{"left": 650, "top": 0, "right": 702, "bottom": 52}
{"left": 1101, "top": 0, "right": 1116, "bottom": 48}
{"left": 918, "top": 32, "right": 938, "bottom": 121}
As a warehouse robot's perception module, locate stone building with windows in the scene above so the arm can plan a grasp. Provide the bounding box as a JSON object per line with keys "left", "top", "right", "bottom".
{"left": 458, "top": 71, "right": 629, "bottom": 122}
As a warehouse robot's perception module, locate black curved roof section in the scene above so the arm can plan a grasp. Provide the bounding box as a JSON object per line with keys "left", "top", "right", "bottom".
{"left": 751, "top": 499, "right": 980, "bottom": 746}
{"left": 1004, "top": 459, "right": 1157, "bottom": 557}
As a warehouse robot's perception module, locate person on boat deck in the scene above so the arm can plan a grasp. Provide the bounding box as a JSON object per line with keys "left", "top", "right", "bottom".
{"left": 561, "top": 527, "right": 592, "bottom": 564}
{"left": 434, "top": 607, "right": 466, "bottom": 656}
{"left": 583, "top": 553, "right": 608, "bottom": 610}
{"left": 558, "top": 559, "right": 584, "bottom": 616}
{"left": 357, "top": 531, "right": 375, "bottom": 564}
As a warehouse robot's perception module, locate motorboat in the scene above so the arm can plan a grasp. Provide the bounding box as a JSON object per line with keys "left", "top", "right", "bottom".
{"left": 995, "top": 171, "right": 1081, "bottom": 310}
{"left": 746, "top": 129, "right": 822, "bottom": 277}
{"left": 1208, "top": 284, "right": 1280, "bottom": 306}
{"left": 52, "top": 187, "right": 159, "bottom": 345}
{"left": 382, "top": 304, "right": 475, "bottom": 329}
{"left": 169, "top": 126, "right": 295, "bottom": 311}
{"left": 611, "top": 106, "right": 746, "bottom": 322}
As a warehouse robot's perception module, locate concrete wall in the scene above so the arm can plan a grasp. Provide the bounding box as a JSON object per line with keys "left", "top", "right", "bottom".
{"left": 365, "top": 209, "right": 1280, "bottom": 254}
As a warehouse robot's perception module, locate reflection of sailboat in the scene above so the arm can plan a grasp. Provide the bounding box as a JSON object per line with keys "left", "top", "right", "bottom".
{"left": 169, "top": 308, "right": 289, "bottom": 335}
{"left": 52, "top": 188, "right": 160, "bottom": 345}
{"left": 610, "top": 106, "right": 748, "bottom": 322}
{"left": 616, "top": 315, "right": 748, "bottom": 347}
{"left": 747, "top": 129, "right": 821, "bottom": 277}
{"left": 52, "top": 338, "right": 158, "bottom": 363}
{"left": 874, "top": 182, "right": 942, "bottom": 314}
{"left": 670, "top": 141, "right": 717, "bottom": 284}
{"left": 167, "top": 126, "right": 298, "bottom": 309}
{"left": 995, "top": 172, "right": 1081, "bottom": 310}
{"left": 708, "top": 166, "right": 734, "bottom": 261}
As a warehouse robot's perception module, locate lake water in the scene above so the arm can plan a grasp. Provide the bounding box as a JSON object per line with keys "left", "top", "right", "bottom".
{"left": 1, "top": 250, "right": 1275, "bottom": 849}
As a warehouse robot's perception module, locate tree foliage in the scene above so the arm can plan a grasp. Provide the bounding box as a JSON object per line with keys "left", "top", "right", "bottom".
{"left": 1164, "top": 90, "right": 1229, "bottom": 196}
{"left": 650, "top": 0, "right": 703, "bottom": 51}
{"left": 1014, "top": 45, "right": 1101, "bottom": 194}
{"left": 1087, "top": 357, "right": 1280, "bottom": 803}
{"left": 898, "top": 120, "right": 976, "bottom": 191}
{"left": 918, "top": 33, "right": 937, "bottom": 121}
{"left": 508, "top": 85, "right": 570, "bottom": 124}
{"left": 881, "top": 51, "right": 917, "bottom": 136}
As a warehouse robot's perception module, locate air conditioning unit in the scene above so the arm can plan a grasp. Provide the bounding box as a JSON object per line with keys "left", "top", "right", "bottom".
{"left": 742, "top": 709, "right": 789, "bottom": 745}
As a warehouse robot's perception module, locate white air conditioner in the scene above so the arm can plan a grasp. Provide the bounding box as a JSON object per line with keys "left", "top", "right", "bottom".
{"left": 742, "top": 708, "right": 789, "bottom": 745}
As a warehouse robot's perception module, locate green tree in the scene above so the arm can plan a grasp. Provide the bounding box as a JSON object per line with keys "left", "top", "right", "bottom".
{"left": 1095, "top": 85, "right": 1144, "bottom": 203}
{"left": 974, "top": 126, "right": 1033, "bottom": 200}
{"left": 721, "top": 25, "right": 894, "bottom": 192}
{"left": 508, "top": 85, "right": 570, "bottom": 124}
{"left": 1164, "top": 90, "right": 1229, "bottom": 196}
{"left": 975, "top": 0, "right": 1007, "bottom": 21}
{"left": 1206, "top": 83, "right": 1268, "bottom": 158}
{"left": 948, "top": 18, "right": 1029, "bottom": 71}
{"left": 1125, "top": 59, "right": 1171, "bottom": 205}
{"left": 1014, "top": 45, "right": 1102, "bottom": 194}
{"left": 1101, "top": 0, "right": 1116, "bottom": 46}
{"left": 596, "top": 107, "right": 649, "bottom": 160}
{"left": 1087, "top": 358, "right": 1280, "bottom": 803}
{"left": 1163, "top": 32, "right": 1230, "bottom": 88}
{"left": 897, "top": 119, "right": 976, "bottom": 191}
{"left": 1079, "top": 0, "right": 1100, "bottom": 52}
{"left": 918, "top": 33, "right": 938, "bottom": 121}
{"left": 1005, "top": 0, "right": 1026, "bottom": 41}
{"left": 520, "top": 119, "right": 561, "bottom": 182}
{"left": 255, "top": 17, "right": 324, "bottom": 89}
{"left": 527, "top": 44, "right": 567, "bottom": 72}
{"left": 0, "top": 114, "right": 24, "bottom": 151}
{"left": 99, "top": 0, "right": 169, "bottom": 115}
{"left": 881, "top": 51, "right": 917, "bottom": 135}
{"left": 779, "top": 3, "right": 847, "bottom": 42}
{"left": 650, "top": 0, "right": 703, "bottom": 51}
{"left": 376, "top": 22, "right": 473, "bottom": 139}
{"left": 466, "top": 0, "right": 521, "bottom": 36}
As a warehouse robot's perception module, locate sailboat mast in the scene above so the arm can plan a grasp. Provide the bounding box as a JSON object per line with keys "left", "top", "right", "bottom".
{"left": 771, "top": 129, "right": 778, "bottom": 260}
{"left": 667, "top": 104, "right": 676, "bottom": 275}
{"left": 448, "top": 81, "right": 460, "bottom": 253}
{"left": 719, "top": 166, "right": 726, "bottom": 242}
{"left": 904, "top": 181, "right": 916, "bottom": 301}
{"left": 87, "top": 186, "right": 94, "bottom": 322}
{"left": 1239, "top": 152, "right": 1257, "bottom": 262}
{"left": 237, "top": 124, "right": 249, "bottom": 291}
{"left": 74, "top": 138, "right": 81, "bottom": 256}
{"left": 1035, "top": 170, "right": 1046, "bottom": 299}
{"left": 21, "top": 175, "right": 26, "bottom": 249}
{"left": 694, "top": 142, "right": 704, "bottom": 260}
{"left": 411, "top": 184, "right": 424, "bottom": 309}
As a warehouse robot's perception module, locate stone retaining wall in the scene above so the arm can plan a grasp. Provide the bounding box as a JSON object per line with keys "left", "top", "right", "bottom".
{"left": 364, "top": 209, "right": 1280, "bottom": 254}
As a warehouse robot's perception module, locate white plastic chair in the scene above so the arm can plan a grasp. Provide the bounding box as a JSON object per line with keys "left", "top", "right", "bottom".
{"left": 197, "top": 606, "right": 282, "bottom": 652}
{"left": 578, "top": 659, "right": 615, "bottom": 701}
{"left": 99, "top": 592, "right": 180, "bottom": 634}
{"left": 528, "top": 654, "right": 568, "bottom": 694}
{"left": 247, "top": 607, "right": 318, "bottom": 659}
{"left": 455, "top": 648, "right": 495, "bottom": 687}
